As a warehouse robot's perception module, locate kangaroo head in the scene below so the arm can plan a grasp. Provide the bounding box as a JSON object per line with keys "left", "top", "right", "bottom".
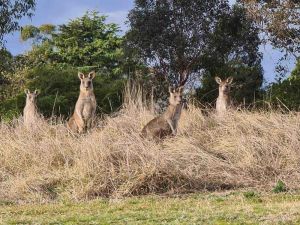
{"left": 168, "top": 85, "right": 184, "bottom": 106}
{"left": 215, "top": 76, "right": 233, "bottom": 95}
{"left": 78, "top": 71, "right": 96, "bottom": 91}
{"left": 25, "top": 89, "right": 39, "bottom": 103}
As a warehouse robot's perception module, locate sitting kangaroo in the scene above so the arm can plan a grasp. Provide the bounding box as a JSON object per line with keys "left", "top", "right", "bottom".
{"left": 215, "top": 76, "right": 233, "bottom": 115}
{"left": 68, "top": 71, "right": 97, "bottom": 133}
{"left": 142, "top": 85, "right": 184, "bottom": 140}
{"left": 23, "top": 89, "right": 40, "bottom": 128}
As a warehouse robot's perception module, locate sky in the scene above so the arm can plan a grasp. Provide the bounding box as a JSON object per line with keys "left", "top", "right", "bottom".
{"left": 3, "top": 0, "right": 296, "bottom": 84}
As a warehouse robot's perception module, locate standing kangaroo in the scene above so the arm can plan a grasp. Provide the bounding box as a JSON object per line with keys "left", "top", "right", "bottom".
{"left": 215, "top": 76, "right": 233, "bottom": 115}
{"left": 141, "top": 85, "right": 184, "bottom": 140}
{"left": 23, "top": 89, "right": 40, "bottom": 128}
{"left": 68, "top": 71, "right": 97, "bottom": 133}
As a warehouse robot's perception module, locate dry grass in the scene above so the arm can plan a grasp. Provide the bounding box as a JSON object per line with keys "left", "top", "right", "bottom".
{"left": 1, "top": 86, "right": 300, "bottom": 203}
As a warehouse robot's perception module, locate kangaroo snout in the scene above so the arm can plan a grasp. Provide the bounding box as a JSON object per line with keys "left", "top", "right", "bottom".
{"left": 84, "top": 81, "right": 92, "bottom": 88}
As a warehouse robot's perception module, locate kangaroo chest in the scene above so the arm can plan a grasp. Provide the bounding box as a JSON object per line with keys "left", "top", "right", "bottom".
{"left": 76, "top": 96, "right": 96, "bottom": 119}
{"left": 216, "top": 96, "right": 229, "bottom": 112}
{"left": 24, "top": 105, "right": 38, "bottom": 118}
{"left": 164, "top": 104, "right": 183, "bottom": 128}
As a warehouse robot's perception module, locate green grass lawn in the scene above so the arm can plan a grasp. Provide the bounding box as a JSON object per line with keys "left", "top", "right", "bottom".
{"left": 1, "top": 191, "right": 300, "bottom": 225}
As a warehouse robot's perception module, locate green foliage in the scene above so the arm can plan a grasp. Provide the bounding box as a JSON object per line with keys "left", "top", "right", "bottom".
{"left": 0, "top": 48, "right": 14, "bottom": 102}
{"left": 0, "top": 65, "right": 124, "bottom": 119}
{"left": 0, "top": 11, "right": 127, "bottom": 120}
{"left": 0, "top": 48, "right": 13, "bottom": 74}
{"left": 21, "top": 24, "right": 56, "bottom": 44}
{"left": 126, "top": 1, "right": 263, "bottom": 106}
{"left": 238, "top": 0, "right": 300, "bottom": 57}
{"left": 273, "top": 180, "right": 287, "bottom": 193}
{"left": 21, "top": 11, "right": 124, "bottom": 74}
{"left": 126, "top": 0, "right": 230, "bottom": 85}
{"left": 25, "top": 66, "right": 78, "bottom": 117}
{"left": 0, "top": 93, "right": 25, "bottom": 122}
{"left": 243, "top": 191, "right": 262, "bottom": 203}
{"left": 196, "top": 5, "right": 263, "bottom": 105}
{"left": 2, "top": 192, "right": 300, "bottom": 224}
{"left": 0, "top": 0, "right": 36, "bottom": 46}
{"left": 21, "top": 25, "right": 40, "bottom": 41}
{"left": 243, "top": 191, "right": 257, "bottom": 199}
{"left": 39, "top": 24, "right": 56, "bottom": 34}
{"left": 53, "top": 11, "right": 123, "bottom": 73}
{"left": 268, "top": 60, "right": 300, "bottom": 110}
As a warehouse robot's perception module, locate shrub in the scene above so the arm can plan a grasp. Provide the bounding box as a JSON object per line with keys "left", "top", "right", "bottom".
{"left": 0, "top": 65, "right": 125, "bottom": 120}
{"left": 273, "top": 180, "right": 287, "bottom": 193}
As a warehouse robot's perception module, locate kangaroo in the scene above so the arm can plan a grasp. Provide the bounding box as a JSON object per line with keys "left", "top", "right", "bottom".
{"left": 215, "top": 76, "right": 233, "bottom": 115}
{"left": 23, "top": 89, "right": 40, "bottom": 128}
{"left": 68, "top": 71, "right": 97, "bottom": 133}
{"left": 141, "top": 85, "right": 184, "bottom": 140}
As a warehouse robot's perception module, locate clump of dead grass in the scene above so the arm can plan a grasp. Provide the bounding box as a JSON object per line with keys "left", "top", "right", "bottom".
{"left": 1, "top": 86, "right": 300, "bottom": 203}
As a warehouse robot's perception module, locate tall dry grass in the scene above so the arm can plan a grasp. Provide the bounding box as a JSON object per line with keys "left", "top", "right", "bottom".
{"left": 1, "top": 85, "right": 300, "bottom": 203}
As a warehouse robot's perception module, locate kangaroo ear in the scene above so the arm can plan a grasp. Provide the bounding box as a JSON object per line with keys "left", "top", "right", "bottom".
{"left": 78, "top": 72, "right": 85, "bottom": 80}
{"left": 88, "top": 71, "right": 96, "bottom": 79}
{"left": 226, "top": 76, "right": 233, "bottom": 84}
{"left": 169, "top": 86, "right": 174, "bottom": 93}
{"left": 34, "top": 89, "right": 40, "bottom": 95}
{"left": 25, "top": 89, "right": 30, "bottom": 95}
{"left": 215, "top": 76, "right": 222, "bottom": 84}
{"left": 178, "top": 85, "right": 184, "bottom": 93}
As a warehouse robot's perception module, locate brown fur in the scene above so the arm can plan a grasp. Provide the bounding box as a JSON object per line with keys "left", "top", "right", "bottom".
{"left": 23, "top": 89, "right": 40, "bottom": 128}
{"left": 68, "top": 71, "right": 97, "bottom": 133}
{"left": 215, "top": 76, "right": 233, "bottom": 115}
{"left": 142, "top": 86, "right": 184, "bottom": 140}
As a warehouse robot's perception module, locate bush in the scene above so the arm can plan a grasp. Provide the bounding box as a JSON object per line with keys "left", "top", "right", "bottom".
{"left": 0, "top": 65, "right": 125, "bottom": 120}
{"left": 268, "top": 60, "right": 300, "bottom": 110}
{"left": 273, "top": 180, "right": 287, "bottom": 193}
{"left": 0, "top": 93, "right": 25, "bottom": 121}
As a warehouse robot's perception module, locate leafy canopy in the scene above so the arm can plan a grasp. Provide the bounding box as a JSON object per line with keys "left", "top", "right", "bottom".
{"left": 268, "top": 60, "right": 300, "bottom": 111}
{"left": 0, "top": 0, "right": 35, "bottom": 46}
{"left": 21, "top": 11, "right": 124, "bottom": 74}
{"left": 126, "top": 0, "right": 263, "bottom": 105}
{"left": 238, "top": 0, "right": 300, "bottom": 57}
{"left": 197, "top": 5, "right": 263, "bottom": 105}
{"left": 126, "top": 0, "right": 230, "bottom": 85}
{"left": 0, "top": 11, "right": 126, "bottom": 120}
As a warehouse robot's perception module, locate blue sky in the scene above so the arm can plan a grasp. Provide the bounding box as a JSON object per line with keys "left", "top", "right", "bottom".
{"left": 4, "top": 0, "right": 296, "bottom": 84}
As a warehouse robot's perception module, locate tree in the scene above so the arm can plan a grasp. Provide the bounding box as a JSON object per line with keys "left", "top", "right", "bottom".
{"left": 23, "top": 65, "right": 124, "bottom": 117}
{"left": 238, "top": 0, "right": 300, "bottom": 57}
{"left": 126, "top": 0, "right": 230, "bottom": 86}
{"left": 54, "top": 12, "right": 123, "bottom": 74}
{"left": 126, "top": 1, "right": 263, "bottom": 106}
{"left": 268, "top": 59, "right": 300, "bottom": 110}
{"left": 196, "top": 5, "right": 263, "bottom": 105}
{"left": 0, "top": 48, "right": 13, "bottom": 76}
{"left": 0, "top": 11, "right": 127, "bottom": 120}
{"left": 0, "top": 0, "right": 35, "bottom": 45}
{"left": 21, "top": 11, "right": 124, "bottom": 75}
{"left": 0, "top": 48, "right": 13, "bottom": 103}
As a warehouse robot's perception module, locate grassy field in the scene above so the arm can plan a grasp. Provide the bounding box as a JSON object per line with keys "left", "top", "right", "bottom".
{"left": 2, "top": 87, "right": 300, "bottom": 224}
{"left": 1, "top": 191, "right": 300, "bottom": 224}
{"left": 2, "top": 101, "right": 300, "bottom": 203}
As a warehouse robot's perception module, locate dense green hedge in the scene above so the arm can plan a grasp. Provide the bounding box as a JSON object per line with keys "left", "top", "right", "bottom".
{"left": 0, "top": 65, "right": 125, "bottom": 120}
